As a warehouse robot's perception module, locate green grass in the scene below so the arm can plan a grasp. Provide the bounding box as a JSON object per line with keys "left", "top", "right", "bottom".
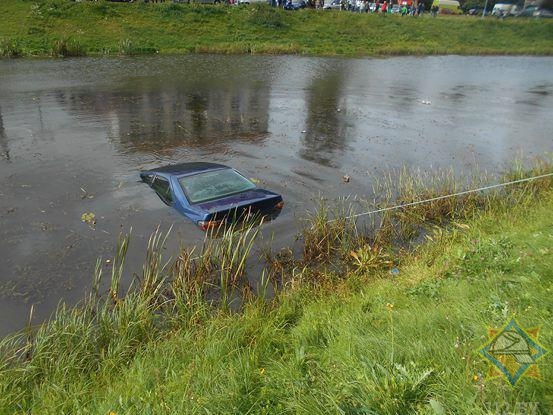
{"left": 1, "top": 0, "right": 553, "bottom": 57}
{"left": 0, "top": 161, "right": 552, "bottom": 414}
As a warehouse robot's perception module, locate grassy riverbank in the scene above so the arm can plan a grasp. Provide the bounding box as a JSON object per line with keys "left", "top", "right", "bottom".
{"left": 2, "top": 0, "right": 553, "bottom": 57}
{"left": 0, "top": 161, "right": 552, "bottom": 414}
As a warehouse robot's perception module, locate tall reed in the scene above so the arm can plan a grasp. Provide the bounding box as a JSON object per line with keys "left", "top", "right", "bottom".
{"left": 51, "top": 38, "right": 86, "bottom": 57}
{"left": 0, "top": 159, "right": 550, "bottom": 413}
{"left": 0, "top": 38, "right": 22, "bottom": 58}
{"left": 298, "top": 158, "right": 552, "bottom": 276}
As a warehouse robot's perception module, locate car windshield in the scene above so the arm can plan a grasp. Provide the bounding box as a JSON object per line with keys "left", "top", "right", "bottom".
{"left": 179, "top": 169, "right": 256, "bottom": 204}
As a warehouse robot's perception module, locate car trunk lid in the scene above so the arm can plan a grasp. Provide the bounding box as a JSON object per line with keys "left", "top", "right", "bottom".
{"left": 197, "top": 189, "right": 283, "bottom": 221}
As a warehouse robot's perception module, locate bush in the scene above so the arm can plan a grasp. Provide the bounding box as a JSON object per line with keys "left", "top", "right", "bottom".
{"left": 119, "top": 39, "right": 158, "bottom": 56}
{"left": 0, "top": 38, "right": 22, "bottom": 58}
{"left": 51, "top": 38, "right": 86, "bottom": 58}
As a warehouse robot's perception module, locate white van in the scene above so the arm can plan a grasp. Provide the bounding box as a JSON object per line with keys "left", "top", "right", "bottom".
{"left": 492, "top": 3, "right": 518, "bottom": 16}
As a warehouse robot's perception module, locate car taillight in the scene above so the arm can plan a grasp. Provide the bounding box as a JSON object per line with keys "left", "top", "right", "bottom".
{"left": 275, "top": 201, "right": 284, "bottom": 209}
{"left": 198, "top": 220, "right": 223, "bottom": 231}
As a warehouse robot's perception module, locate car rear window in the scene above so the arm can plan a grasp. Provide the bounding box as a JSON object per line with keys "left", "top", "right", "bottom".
{"left": 179, "top": 169, "right": 256, "bottom": 204}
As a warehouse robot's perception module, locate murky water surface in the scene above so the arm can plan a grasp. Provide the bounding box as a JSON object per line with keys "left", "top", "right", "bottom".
{"left": 1, "top": 55, "right": 552, "bottom": 335}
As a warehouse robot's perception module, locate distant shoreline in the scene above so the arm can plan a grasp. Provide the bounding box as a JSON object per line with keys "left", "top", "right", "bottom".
{"left": 2, "top": 1, "right": 553, "bottom": 58}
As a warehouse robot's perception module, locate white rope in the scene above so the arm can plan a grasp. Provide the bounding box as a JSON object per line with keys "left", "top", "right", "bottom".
{"left": 186, "top": 171, "right": 552, "bottom": 262}
{"left": 328, "top": 172, "right": 553, "bottom": 223}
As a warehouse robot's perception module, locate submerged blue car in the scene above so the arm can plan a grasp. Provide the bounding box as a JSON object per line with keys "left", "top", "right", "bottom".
{"left": 140, "top": 162, "right": 284, "bottom": 230}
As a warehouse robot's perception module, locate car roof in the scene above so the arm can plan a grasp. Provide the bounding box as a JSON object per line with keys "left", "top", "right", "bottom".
{"left": 142, "top": 162, "right": 230, "bottom": 177}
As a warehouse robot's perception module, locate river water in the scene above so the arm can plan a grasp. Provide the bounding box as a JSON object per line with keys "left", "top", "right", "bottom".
{"left": 1, "top": 55, "right": 552, "bottom": 336}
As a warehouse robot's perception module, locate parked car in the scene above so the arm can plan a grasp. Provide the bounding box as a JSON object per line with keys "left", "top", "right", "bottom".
{"left": 516, "top": 5, "right": 539, "bottom": 17}
{"left": 324, "top": 0, "right": 343, "bottom": 9}
{"left": 237, "top": 0, "right": 269, "bottom": 4}
{"left": 141, "top": 162, "right": 284, "bottom": 230}
{"left": 534, "top": 8, "right": 553, "bottom": 18}
{"left": 516, "top": 5, "right": 538, "bottom": 16}
{"left": 284, "top": 0, "right": 307, "bottom": 9}
{"left": 158, "top": 0, "right": 224, "bottom": 3}
{"left": 514, "top": 5, "right": 553, "bottom": 18}
{"left": 467, "top": 7, "right": 483, "bottom": 15}
{"left": 491, "top": 3, "right": 518, "bottom": 16}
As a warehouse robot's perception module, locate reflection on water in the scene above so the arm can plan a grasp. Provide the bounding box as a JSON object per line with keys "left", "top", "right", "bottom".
{"left": 56, "top": 83, "right": 270, "bottom": 155}
{"left": 0, "top": 107, "right": 8, "bottom": 162}
{"left": 301, "top": 70, "right": 348, "bottom": 167}
{"left": 516, "top": 83, "right": 553, "bottom": 107}
{"left": 0, "top": 55, "right": 553, "bottom": 336}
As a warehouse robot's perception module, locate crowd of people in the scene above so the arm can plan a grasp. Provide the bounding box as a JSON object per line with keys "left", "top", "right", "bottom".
{"left": 271, "top": 0, "right": 429, "bottom": 15}
{"left": 105, "top": 0, "right": 436, "bottom": 15}
{"left": 340, "top": 1, "right": 426, "bottom": 15}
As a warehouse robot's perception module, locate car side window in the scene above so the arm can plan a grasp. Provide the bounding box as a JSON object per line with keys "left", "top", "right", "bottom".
{"left": 151, "top": 176, "right": 173, "bottom": 205}
{"left": 142, "top": 173, "right": 154, "bottom": 184}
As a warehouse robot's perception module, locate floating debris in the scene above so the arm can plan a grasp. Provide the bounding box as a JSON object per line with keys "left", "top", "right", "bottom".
{"left": 81, "top": 212, "right": 96, "bottom": 227}
{"left": 80, "top": 187, "right": 94, "bottom": 200}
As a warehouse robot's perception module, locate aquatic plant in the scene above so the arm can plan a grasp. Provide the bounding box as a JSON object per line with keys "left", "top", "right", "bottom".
{"left": 0, "top": 159, "right": 551, "bottom": 414}
{"left": 51, "top": 38, "right": 86, "bottom": 58}
{"left": 118, "top": 38, "right": 135, "bottom": 55}
{"left": 0, "top": 38, "right": 22, "bottom": 58}
{"left": 118, "top": 38, "right": 157, "bottom": 56}
{"left": 301, "top": 197, "right": 359, "bottom": 263}
{"left": 281, "top": 157, "right": 552, "bottom": 279}
{"left": 171, "top": 219, "right": 262, "bottom": 310}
